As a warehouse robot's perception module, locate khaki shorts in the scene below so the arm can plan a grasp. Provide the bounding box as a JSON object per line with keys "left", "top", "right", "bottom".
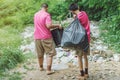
{"left": 75, "top": 47, "right": 90, "bottom": 56}
{"left": 35, "top": 38, "right": 56, "bottom": 57}
{"left": 63, "top": 46, "right": 90, "bottom": 57}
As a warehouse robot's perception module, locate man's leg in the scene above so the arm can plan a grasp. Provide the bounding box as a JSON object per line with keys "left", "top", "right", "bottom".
{"left": 78, "top": 55, "right": 83, "bottom": 71}
{"left": 83, "top": 53, "right": 89, "bottom": 78}
{"left": 35, "top": 39, "right": 44, "bottom": 71}
{"left": 77, "top": 55, "right": 85, "bottom": 79}
{"left": 46, "top": 55, "right": 54, "bottom": 75}
{"left": 43, "top": 38, "right": 56, "bottom": 75}
{"left": 38, "top": 56, "right": 44, "bottom": 71}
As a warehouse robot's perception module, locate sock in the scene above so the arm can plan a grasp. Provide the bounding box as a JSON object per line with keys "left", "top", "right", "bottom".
{"left": 85, "top": 68, "right": 88, "bottom": 74}
{"left": 80, "top": 70, "right": 84, "bottom": 76}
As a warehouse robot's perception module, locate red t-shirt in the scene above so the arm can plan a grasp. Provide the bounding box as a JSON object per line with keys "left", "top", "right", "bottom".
{"left": 77, "top": 11, "right": 90, "bottom": 43}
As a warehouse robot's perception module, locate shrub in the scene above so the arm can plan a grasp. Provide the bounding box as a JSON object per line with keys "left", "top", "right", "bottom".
{"left": 0, "top": 47, "right": 24, "bottom": 71}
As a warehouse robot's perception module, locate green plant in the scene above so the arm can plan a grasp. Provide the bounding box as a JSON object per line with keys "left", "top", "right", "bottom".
{"left": 100, "top": 15, "right": 120, "bottom": 52}
{"left": 0, "top": 26, "right": 24, "bottom": 72}
{"left": 0, "top": 47, "right": 24, "bottom": 71}
{"left": 9, "top": 72, "right": 22, "bottom": 80}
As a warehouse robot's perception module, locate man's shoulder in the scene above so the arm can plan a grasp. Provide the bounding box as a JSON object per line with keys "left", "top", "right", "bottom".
{"left": 45, "top": 12, "right": 51, "bottom": 16}
{"left": 34, "top": 11, "right": 39, "bottom": 16}
{"left": 34, "top": 11, "right": 51, "bottom": 18}
{"left": 78, "top": 11, "right": 88, "bottom": 17}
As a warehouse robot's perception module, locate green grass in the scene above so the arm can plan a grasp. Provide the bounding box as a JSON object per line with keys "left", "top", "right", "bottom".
{"left": 0, "top": 72, "right": 22, "bottom": 80}
{"left": 0, "top": 26, "right": 22, "bottom": 48}
{"left": 9, "top": 72, "right": 22, "bottom": 80}
{"left": 99, "top": 16, "right": 120, "bottom": 53}
{"left": 0, "top": 24, "right": 35, "bottom": 80}
{"left": 0, "top": 26, "right": 24, "bottom": 71}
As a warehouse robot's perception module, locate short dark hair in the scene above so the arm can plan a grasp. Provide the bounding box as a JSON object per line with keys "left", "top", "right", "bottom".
{"left": 69, "top": 3, "right": 79, "bottom": 11}
{"left": 41, "top": 3, "right": 48, "bottom": 8}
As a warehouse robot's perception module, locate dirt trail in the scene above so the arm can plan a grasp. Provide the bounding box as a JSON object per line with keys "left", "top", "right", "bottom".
{"left": 12, "top": 58, "right": 120, "bottom": 80}
{"left": 14, "top": 20, "right": 120, "bottom": 80}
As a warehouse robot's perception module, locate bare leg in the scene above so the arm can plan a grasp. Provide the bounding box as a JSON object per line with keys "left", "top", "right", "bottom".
{"left": 46, "top": 55, "right": 55, "bottom": 75}
{"left": 38, "top": 56, "right": 44, "bottom": 71}
{"left": 83, "top": 53, "right": 88, "bottom": 69}
{"left": 77, "top": 55, "right": 86, "bottom": 80}
{"left": 78, "top": 55, "right": 83, "bottom": 71}
{"left": 83, "top": 53, "right": 89, "bottom": 78}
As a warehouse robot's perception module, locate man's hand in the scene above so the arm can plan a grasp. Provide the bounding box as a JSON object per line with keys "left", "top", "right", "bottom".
{"left": 58, "top": 24, "right": 63, "bottom": 29}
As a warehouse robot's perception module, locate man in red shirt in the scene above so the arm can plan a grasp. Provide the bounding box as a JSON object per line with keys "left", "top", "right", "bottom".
{"left": 34, "top": 3, "right": 61, "bottom": 75}
{"left": 69, "top": 3, "right": 90, "bottom": 80}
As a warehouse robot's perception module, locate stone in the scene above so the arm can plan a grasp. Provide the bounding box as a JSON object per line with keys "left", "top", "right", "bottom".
{"left": 52, "top": 63, "right": 69, "bottom": 70}
{"left": 92, "top": 54, "right": 101, "bottom": 62}
{"left": 113, "top": 54, "right": 120, "bottom": 62}
{"left": 97, "top": 57, "right": 104, "bottom": 63}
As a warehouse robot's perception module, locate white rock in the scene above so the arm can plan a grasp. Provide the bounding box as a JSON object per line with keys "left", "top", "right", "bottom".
{"left": 52, "top": 63, "right": 69, "bottom": 70}
{"left": 92, "top": 54, "right": 101, "bottom": 61}
{"left": 60, "top": 56, "right": 70, "bottom": 64}
{"left": 113, "top": 54, "right": 120, "bottom": 62}
{"left": 56, "top": 52, "right": 64, "bottom": 58}
{"left": 97, "top": 57, "right": 104, "bottom": 63}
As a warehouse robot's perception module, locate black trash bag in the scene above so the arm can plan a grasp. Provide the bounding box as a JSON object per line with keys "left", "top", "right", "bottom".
{"left": 79, "top": 32, "right": 89, "bottom": 52}
{"left": 51, "top": 28, "right": 63, "bottom": 47}
{"left": 61, "top": 18, "right": 89, "bottom": 52}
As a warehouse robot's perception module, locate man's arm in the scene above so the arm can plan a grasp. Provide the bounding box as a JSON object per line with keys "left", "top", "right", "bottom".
{"left": 46, "top": 15, "right": 62, "bottom": 29}
{"left": 46, "top": 23, "right": 60, "bottom": 29}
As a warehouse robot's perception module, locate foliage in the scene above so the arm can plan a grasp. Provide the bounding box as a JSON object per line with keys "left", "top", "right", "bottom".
{"left": 9, "top": 72, "right": 22, "bottom": 80}
{"left": 0, "top": 0, "right": 38, "bottom": 28}
{"left": 0, "top": 26, "right": 24, "bottom": 74}
{"left": 0, "top": 27, "right": 22, "bottom": 48}
{"left": 0, "top": 72, "right": 22, "bottom": 80}
{"left": 1, "top": 0, "right": 120, "bottom": 25}
{"left": 100, "top": 15, "right": 120, "bottom": 52}
{"left": 0, "top": 47, "right": 24, "bottom": 71}
{"left": 99, "top": 0, "right": 120, "bottom": 53}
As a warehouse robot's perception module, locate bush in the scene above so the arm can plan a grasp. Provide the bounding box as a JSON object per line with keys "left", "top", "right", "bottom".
{"left": 0, "top": 47, "right": 24, "bottom": 71}
{"left": 100, "top": 15, "right": 120, "bottom": 52}
{"left": 0, "top": 26, "right": 24, "bottom": 72}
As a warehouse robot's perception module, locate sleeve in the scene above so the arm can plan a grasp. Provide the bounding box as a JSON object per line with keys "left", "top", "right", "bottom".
{"left": 45, "top": 14, "right": 52, "bottom": 25}
{"left": 78, "top": 11, "right": 88, "bottom": 27}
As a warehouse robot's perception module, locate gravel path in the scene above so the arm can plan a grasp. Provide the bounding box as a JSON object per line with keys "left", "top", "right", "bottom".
{"left": 15, "top": 20, "right": 120, "bottom": 80}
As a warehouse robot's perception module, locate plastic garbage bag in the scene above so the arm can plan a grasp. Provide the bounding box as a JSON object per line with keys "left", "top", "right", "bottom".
{"left": 51, "top": 28, "right": 63, "bottom": 47}
{"left": 61, "top": 18, "right": 89, "bottom": 52}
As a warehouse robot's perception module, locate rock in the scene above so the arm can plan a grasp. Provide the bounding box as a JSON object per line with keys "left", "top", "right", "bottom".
{"left": 92, "top": 54, "right": 101, "bottom": 62}
{"left": 88, "top": 55, "right": 93, "bottom": 61}
{"left": 113, "top": 54, "right": 120, "bottom": 62}
{"left": 104, "top": 50, "right": 114, "bottom": 58}
{"left": 72, "top": 76, "right": 76, "bottom": 79}
{"left": 90, "top": 21, "right": 100, "bottom": 39}
{"left": 63, "top": 75, "right": 68, "bottom": 80}
{"left": 56, "top": 51, "right": 64, "bottom": 58}
{"left": 20, "top": 41, "right": 35, "bottom": 54}
{"left": 52, "top": 63, "right": 69, "bottom": 70}
{"left": 92, "top": 50, "right": 100, "bottom": 54}
{"left": 97, "top": 57, "right": 105, "bottom": 63}
{"left": 21, "top": 27, "right": 33, "bottom": 39}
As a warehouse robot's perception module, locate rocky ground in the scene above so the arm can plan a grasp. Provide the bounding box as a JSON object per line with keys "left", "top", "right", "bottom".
{"left": 10, "top": 19, "right": 120, "bottom": 80}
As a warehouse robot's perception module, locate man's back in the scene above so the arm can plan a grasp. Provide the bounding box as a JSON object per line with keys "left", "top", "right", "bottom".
{"left": 34, "top": 10, "right": 52, "bottom": 39}
{"left": 77, "top": 11, "right": 90, "bottom": 42}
